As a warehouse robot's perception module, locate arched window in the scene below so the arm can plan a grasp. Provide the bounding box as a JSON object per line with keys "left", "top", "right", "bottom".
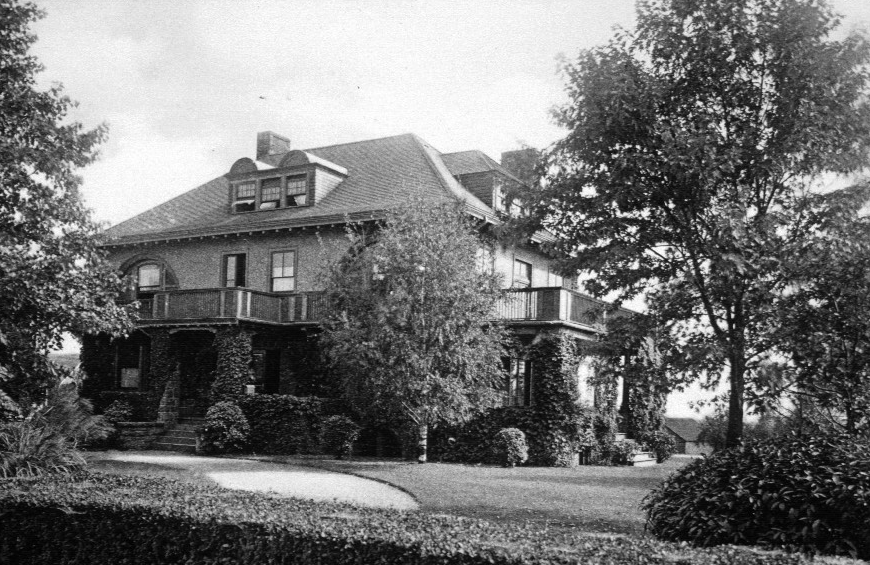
{"left": 136, "top": 264, "right": 162, "bottom": 296}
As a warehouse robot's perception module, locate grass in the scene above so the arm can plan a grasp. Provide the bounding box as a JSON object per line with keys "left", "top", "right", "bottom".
{"left": 241, "top": 455, "right": 695, "bottom": 535}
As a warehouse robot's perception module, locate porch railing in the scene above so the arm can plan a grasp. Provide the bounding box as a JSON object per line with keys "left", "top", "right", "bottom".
{"left": 134, "top": 287, "right": 632, "bottom": 329}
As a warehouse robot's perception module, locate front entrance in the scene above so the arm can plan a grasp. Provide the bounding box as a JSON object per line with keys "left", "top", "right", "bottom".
{"left": 173, "top": 331, "right": 217, "bottom": 417}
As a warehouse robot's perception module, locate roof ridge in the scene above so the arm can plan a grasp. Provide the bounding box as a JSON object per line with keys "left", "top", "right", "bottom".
{"left": 304, "top": 132, "right": 416, "bottom": 153}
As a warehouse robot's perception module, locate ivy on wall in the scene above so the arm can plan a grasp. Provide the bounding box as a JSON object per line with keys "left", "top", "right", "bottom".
{"left": 210, "top": 328, "right": 252, "bottom": 404}
{"left": 433, "top": 330, "right": 595, "bottom": 467}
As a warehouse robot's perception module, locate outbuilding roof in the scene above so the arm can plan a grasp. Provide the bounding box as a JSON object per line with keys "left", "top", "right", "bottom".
{"left": 665, "top": 417, "right": 704, "bottom": 442}
{"left": 103, "top": 133, "right": 502, "bottom": 245}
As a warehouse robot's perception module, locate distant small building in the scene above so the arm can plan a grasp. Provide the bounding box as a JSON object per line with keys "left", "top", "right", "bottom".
{"left": 664, "top": 417, "right": 711, "bottom": 455}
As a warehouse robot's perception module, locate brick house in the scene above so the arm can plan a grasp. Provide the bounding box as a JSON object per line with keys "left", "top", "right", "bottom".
{"left": 81, "top": 131, "right": 632, "bottom": 452}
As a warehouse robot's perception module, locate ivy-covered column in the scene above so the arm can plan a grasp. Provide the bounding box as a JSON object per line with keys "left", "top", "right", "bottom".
{"left": 210, "top": 327, "right": 252, "bottom": 404}
{"left": 524, "top": 329, "right": 586, "bottom": 467}
{"left": 148, "top": 328, "right": 177, "bottom": 421}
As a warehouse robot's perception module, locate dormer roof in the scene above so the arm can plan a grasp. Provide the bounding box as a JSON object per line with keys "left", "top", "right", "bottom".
{"left": 102, "top": 133, "right": 500, "bottom": 246}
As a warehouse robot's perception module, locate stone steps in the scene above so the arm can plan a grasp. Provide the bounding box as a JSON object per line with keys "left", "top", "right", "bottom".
{"left": 150, "top": 418, "right": 202, "bottom": 453}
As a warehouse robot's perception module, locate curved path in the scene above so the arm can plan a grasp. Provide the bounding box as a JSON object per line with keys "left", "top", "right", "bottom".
{"left": 93, "top": 451, "right": 418, "bottom": 510}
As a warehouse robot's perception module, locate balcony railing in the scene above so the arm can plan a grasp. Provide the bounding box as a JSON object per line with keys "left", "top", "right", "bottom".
{"left": 133, "top": 287, "right": 630, "bottom": 329}
{"left": 495, "top": 287, "right": 629, "bottom": 329}
{"left": 136, "top": 289, "right": 324, "bottom": 324}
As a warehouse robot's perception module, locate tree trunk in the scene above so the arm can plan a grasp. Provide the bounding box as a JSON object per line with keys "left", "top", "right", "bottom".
{"left": 726, "top": 352, "right": 745, "bottom": 448}
{"left": 417, "top": 423, "right": 428, "bottom": 463}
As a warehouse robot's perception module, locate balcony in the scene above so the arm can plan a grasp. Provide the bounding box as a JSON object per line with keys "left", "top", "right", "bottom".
{"left": 136, "top": 289, "right": 327, "bottom": 325}
{"left": 132, "top": 287, "right": 628, "bottom": 329}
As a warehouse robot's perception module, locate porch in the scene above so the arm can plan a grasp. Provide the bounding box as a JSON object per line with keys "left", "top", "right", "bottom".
{"left": 133, "top": 287, "right": 629, "bottom": 330}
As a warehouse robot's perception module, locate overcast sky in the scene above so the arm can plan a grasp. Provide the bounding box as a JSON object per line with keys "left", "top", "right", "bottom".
{"left": 32, "top": 0, "right": 870, "bottom": 415}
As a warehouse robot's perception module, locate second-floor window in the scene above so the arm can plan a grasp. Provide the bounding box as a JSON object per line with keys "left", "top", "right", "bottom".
{"left": 513, "top": 259, "right": 532, "bottom": 288}
{"left": 271, "top": 251, "right": 296, "bottom": 292}
{"left": 137, "top": 264, "right": 161, "bottom": 295}
{"left": 223, "top": 254, "right": 247, "bottom": 287}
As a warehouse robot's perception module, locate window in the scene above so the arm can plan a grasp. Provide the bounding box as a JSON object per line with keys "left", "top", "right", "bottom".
{"left": 513, "top": 259, "right": 532, "bottom": 288}
{"left": 271, "top": 251, "right": 296, "bottom": 291}
{"left": 494, "top": 183, "right": 507, "bottom": 212}
{"left": 286, "top": 176, "right": 308, "bottom": 206}
{"left": 117, "top": 339, "right": 144, "bottom": 389}
{"left": 234, "top": 182, "right": 256, "bottom": 212}
{"left": 475, "top": 246, "right": 494, "bottom": 274}
{"left": 260, "top": 178, "right": 281, "bottom": 209}
{"left": 505, "top": 358, "right": 532, "bottom": 407}
{"left": 223, "top": 254, "right": 247, "bottom": 287}
{"left": 137, "top": 264, "right": 161, "bottom": 293}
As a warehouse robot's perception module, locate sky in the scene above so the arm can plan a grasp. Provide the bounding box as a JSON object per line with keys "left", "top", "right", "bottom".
{"left": 31, "top": 0, "right": 870, "bottom": 416}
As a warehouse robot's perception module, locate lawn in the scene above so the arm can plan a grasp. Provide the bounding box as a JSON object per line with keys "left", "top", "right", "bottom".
{"left": 239, "top": 455, "right": 695, "bottom": 535}
{"left": 91, "top": 453, "right": 692, "bottom": 535}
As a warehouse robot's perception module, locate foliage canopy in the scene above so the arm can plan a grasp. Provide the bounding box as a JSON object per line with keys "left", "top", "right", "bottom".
{"left": 321, "top": 196, "right": 507, "bottom": 461}
{"left": 0, "top": 0, "right": 132, "bottom": 406}
{"left": 531, "top": 0, "right": 870, "bottom": 445}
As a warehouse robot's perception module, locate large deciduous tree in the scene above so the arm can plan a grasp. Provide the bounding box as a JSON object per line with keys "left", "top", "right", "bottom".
{"left": 0, "top": 1, "right": 132, "bottom": 407}
{"left": 321, "top": 196, "right": 507, "bottom": 462}
{"left": 532, "top": 0, "right": 870, "bottom": 446}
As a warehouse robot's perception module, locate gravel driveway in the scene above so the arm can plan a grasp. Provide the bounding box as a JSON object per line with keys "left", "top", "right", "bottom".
{"left": 93, "top": 451, "right": 418, "bottom": 510}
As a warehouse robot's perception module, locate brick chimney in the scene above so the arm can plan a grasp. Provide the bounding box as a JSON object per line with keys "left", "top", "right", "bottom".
{"left": 256, "top": 131, "right": 291, "bottom": 160}
{"left": 500, "top": 148, "right": 540, "bottom": 187}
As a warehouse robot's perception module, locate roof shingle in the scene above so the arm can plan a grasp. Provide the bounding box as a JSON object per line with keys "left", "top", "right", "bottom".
{"left": 104, "top": 134, "right": 498, "bottom": 244}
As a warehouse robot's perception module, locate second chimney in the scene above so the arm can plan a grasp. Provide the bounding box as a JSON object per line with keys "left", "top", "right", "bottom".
{"left": 256, "top": 131, "right": 292, "bottom": 161}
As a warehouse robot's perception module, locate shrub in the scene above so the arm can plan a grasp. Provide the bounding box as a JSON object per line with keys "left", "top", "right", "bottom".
{"left": 0, "top": 472, "right": 813, "bottom": 565}
{"left": 199, "top": 401, "right": 249, "bottom": 454}
{"left": 609, "top": 439, "right": 640, "bottom": 466}
{"left": 238, "top": 394, "right": 345, "bottom": 454}
{"left": 644, "top": 433, "right": 870, "bottom": 558}
{"left": 637, "top": 430, "right": 675, "bottom": 463}
{"left": 102, "top": 400, "right": 134, "bottom": 424}
{"left": 320, "top": 415, "right": 360, "bottom": 459}
{"left": 492, "top": 428, "right": 528, "bottom": 467}
{"left": 0, "top": 385, "right": 107, "bottom": 477}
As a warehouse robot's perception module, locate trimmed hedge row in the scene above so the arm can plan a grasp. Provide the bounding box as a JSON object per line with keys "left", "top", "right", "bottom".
{"left": 237, "top": 394, "right": 346, "bottom": 454}
{"left": 0, "top": 472, "right": 815, "bottom": 565}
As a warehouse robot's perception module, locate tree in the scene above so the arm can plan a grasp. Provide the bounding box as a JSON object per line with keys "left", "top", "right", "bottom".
{"left": 770, "top": 188, "right": 870, "bottom": 436}
{"left": 531, "top": 0, "right": 870, "bottom": 446}
{"left": 321, "top": 196, "right": 508, "bottom": 462}
{"left": 0, "top": 1, "right": 132, "bottom": 407}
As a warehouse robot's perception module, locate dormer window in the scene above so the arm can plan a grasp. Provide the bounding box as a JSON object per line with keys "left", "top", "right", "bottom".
{"left": 260, "top": 178, "right": 281, "bottom": 210}
{"left": 286, "top": 176, "right": 308, "bottom": 206}
{"left": 235, "top": 182, "right": 256, "bottom": 212}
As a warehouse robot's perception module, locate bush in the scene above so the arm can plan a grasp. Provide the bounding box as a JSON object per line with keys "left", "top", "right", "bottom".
{"left": 637, "top": 430, "right": 675, "bottom": 463}
{"left": 492, "top": 428, "right": 528, "bottom": 467}
{"left": 102, "top": 400, "right": 134, "bottom": 424}
{"left": 199, "top": 401, "right": 249, "bottom": 454}
{"left": 0, "top": 386, "right": 107, "bottom": 477}
{"left": 432, "top": 405, "right": 589, "bottom": 467}
{"left": 319, "top": 415, "right": 361, "bottom": 459}
{"left": 644, "top": 434, "right": 870, "bottom": 558}
{"left": 0, "top": 472, "right": 814, "bottom": 565}
{"left": 238, "top": 394, "right": 346, "bottom": 454}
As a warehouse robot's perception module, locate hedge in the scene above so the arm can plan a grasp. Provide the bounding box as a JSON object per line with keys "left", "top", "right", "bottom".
{"left": 237, "top": 394, "right": 347, "bottom": 455}
{"left": 0, "top": 472, "right": 817, "bottom": 565}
